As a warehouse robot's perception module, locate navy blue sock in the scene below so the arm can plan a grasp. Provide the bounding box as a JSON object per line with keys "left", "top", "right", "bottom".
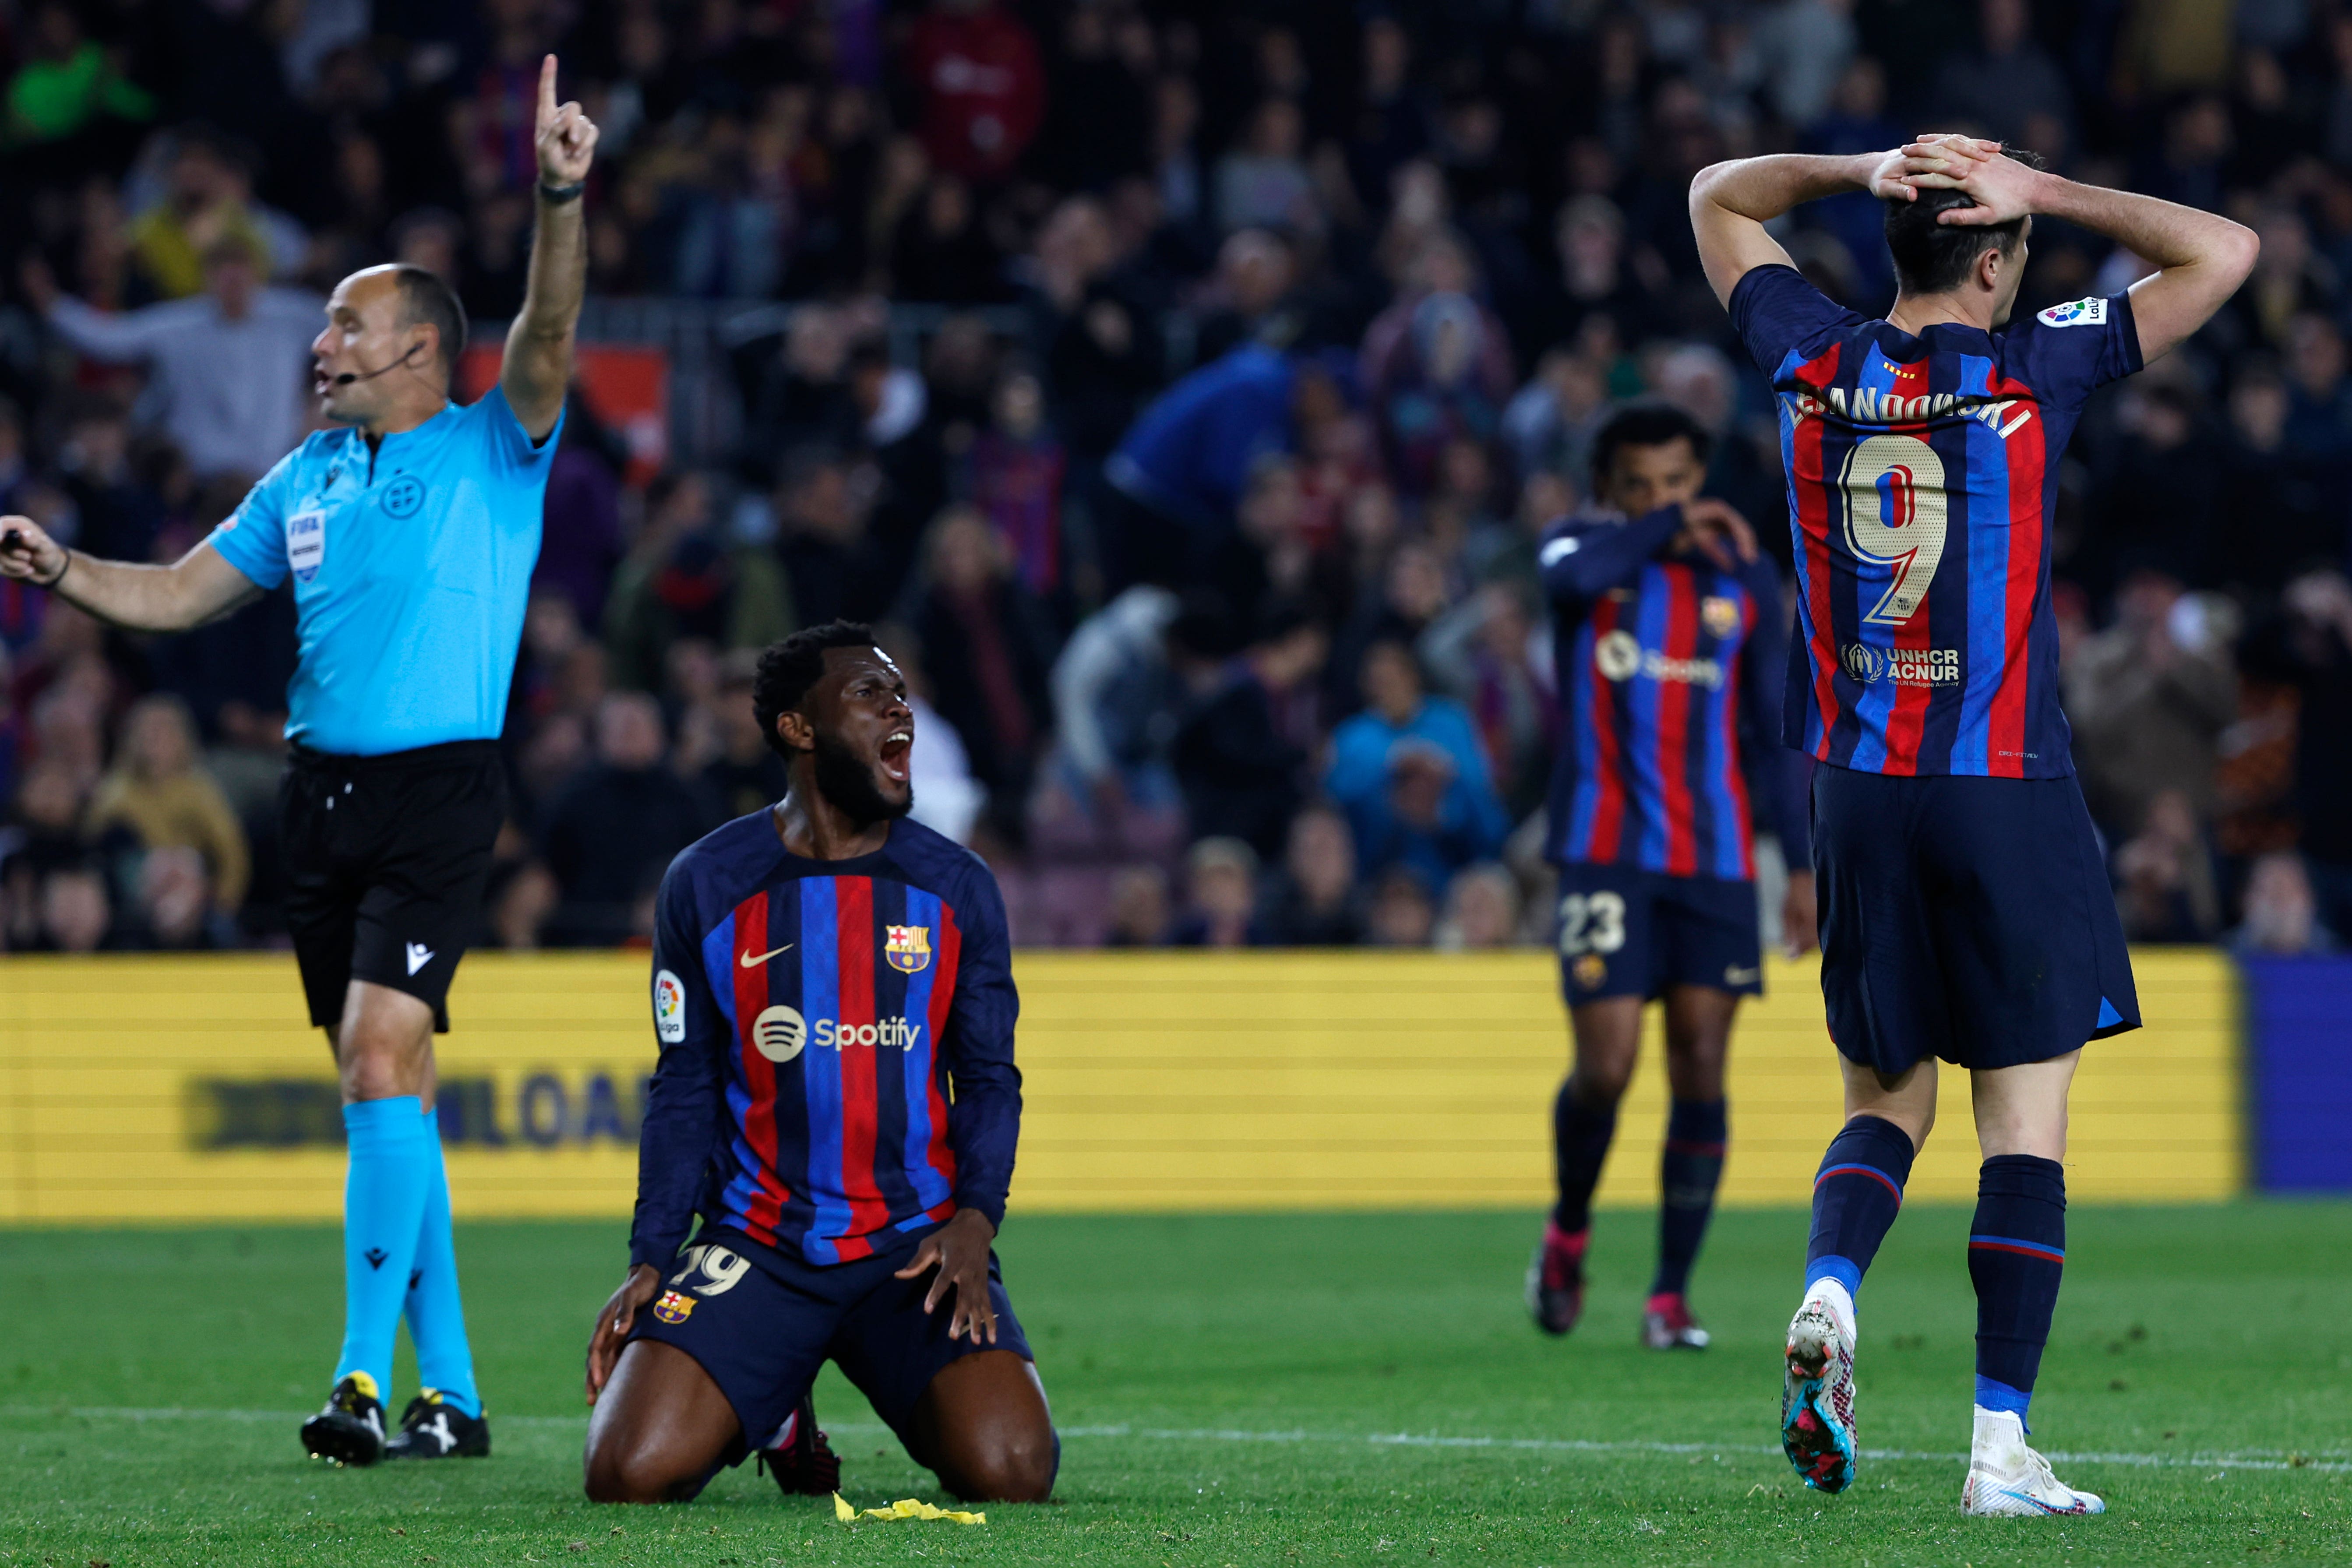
{"left": 1550, "top": 1080, "right": 1618, "bottom": 1234}
{"left": 1969, "top": 1155, "right": 2066, "bottom": 1424}
{"left": 1652, "top": 1098, "right": 1726, "bottom": 1298}
{"left": 1804, "top": 1115, "right": 1917, "bottom": 1300}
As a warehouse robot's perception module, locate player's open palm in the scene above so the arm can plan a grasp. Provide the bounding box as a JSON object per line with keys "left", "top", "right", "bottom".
{"left": 536, "top": 54, "right": 599, "bottom": 186}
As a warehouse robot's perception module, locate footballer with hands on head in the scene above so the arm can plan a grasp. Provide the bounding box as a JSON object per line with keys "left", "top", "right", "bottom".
{"left": 1689, "top": 131, "right": 2255, "bottom": 1515}
{"left": 582, "top": 622, "right": 1056, "bottom": 1508}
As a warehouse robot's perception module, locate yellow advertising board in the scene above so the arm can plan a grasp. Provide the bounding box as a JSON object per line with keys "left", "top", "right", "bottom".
{"left": 0, "top": 949, "right": 2239, "bottom": 1224}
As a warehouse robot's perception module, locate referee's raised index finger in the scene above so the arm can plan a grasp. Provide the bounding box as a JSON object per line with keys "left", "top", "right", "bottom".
{"left": 538, "top": 54, "right": 558, "bottom": 126}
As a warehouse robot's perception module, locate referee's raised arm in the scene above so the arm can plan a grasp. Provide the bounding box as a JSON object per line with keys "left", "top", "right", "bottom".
{"left": 502, "top": 54, "right": 599, "bottom": 444}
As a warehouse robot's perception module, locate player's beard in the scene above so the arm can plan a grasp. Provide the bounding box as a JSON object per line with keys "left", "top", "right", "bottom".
{"left": 812, "top": 728, "right": 913, "bottom": 827}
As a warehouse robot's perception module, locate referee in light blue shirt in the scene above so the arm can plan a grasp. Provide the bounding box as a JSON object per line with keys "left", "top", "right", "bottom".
{"left": 2, "top": 56, "right": 600, "bottom": 1469}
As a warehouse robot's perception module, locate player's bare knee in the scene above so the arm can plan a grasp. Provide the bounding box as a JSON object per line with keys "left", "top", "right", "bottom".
{"left": 943, "top": 1429, "right": 1056, "bottom": 1503}
{"left": 582, "top": 1435, "right": 688, "bottom": 1505}
{"left": 1568, "top": 1066, "right": 1632, "bottom": 1109}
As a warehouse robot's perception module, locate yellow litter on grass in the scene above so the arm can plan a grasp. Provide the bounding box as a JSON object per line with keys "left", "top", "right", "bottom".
{"left": 832, "top": 1492, "right": 986, "bottom": 1525}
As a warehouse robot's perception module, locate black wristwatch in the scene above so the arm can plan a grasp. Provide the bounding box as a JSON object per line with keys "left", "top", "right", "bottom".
{"left": 537, "top": 180, "right": 586, "bottom": 204}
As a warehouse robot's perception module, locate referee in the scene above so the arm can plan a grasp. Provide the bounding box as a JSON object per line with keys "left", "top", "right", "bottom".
{"left": 1, "top": 56, "right": 597, "bottom": 1467}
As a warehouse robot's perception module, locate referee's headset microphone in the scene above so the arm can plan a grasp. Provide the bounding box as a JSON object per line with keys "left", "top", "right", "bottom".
{"left": 332, "top": 342, "right": 426, "bottom": 385}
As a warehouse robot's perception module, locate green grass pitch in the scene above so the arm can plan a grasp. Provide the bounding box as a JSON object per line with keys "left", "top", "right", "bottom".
{"left": 2, "top": 1205, "right": 2348, "bottom": 1566}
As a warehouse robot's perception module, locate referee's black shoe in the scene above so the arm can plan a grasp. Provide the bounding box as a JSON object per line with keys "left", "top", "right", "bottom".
{"left": 384, "top": 1389, "right": 491, "bottom": 1459}
{"left": 760, "top": 1396, "right": 841, "bottom": 1496}
{"left": 301, "top": 1373, "right": 388, "bottom": 1467}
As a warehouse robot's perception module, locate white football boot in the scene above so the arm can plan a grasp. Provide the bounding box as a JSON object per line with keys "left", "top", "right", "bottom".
{"left": 1961, "top": 1406, "right": 2106, "bottom": 1516}
{"left": 1780, "top": 1279, "right": 1859, "bottom": 1493}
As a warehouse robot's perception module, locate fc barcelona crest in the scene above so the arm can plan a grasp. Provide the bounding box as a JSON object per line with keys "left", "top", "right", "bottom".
{"left": 885, "top": 924, "right": 933, "bottom": 974}
{"left": 1701, "top": 595, "right": 1740, "bottom": 640}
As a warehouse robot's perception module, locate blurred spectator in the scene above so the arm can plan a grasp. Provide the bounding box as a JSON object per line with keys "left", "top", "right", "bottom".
{"left": 697, "top": 649, "right": 793, "bottom": 822}
{"left": 904, "top": 0, "right": 1044, "bottom": 184}
{"left": 1102, "top": 862, "right": 1170, "bottom": 947}
{"left": 1104, "top": 342, "right": 1298, "bottom": 591}
{"left": 773, "top": 447, "right": 887, "bottom": 626}
{"left": 29, "top": 863, "right": 114, "bottom": 952}
{"left": 1932, "top": 0, "right": 2074, "bottom": 150}
{"left": 876, "top": 625, "right": 986, "bottom": 846}
{"left": 24, "top": 234, "right": 318, "bottom": 479}
{"left": 85, "top": 694, "right": 249, "bottom": 915}
{"left": 534, "top": 391, "right": 628, "bottom": 630}
{"left": 603, "top": 471, "right": 795, "bottom": 693}
{"left": 1173, "top": 600, "right": 1329, "bottom": 860}
{"left": 123, "top": 127, "right": 303, "bottom": 297}
{"left": 1361, "top": 246, "right": 1514, "bottom": 495}
{"left": 2112, "top": 789, "right": 2222, "bottom": 942}
{"left": 133, "top": 843, "right": 219, "bottom": 949}
{"left": 1433, "top": 862, "right": 1521, "bottom": 951}
{"left": 1366, "top": 865, "right": 1436, "bottom": 948}
{"left": 1753, "top": 0, "right": 1858, "bottom": 127}
{"left": 1419, "top": 583, "right": 1558, "bottom": 819}
{"left": 1325, "top": 639, "right": 1510, "bottom": 889}
{"left": 540, "top": 694, "right": 712, "bottom": 946}
{"left": 1192, "top": 229, "right": 1299, "bottom": 366}
{"left": 1167, "top": 835, "right": 1257, "bottom": 948}
{"left": 4, "top": 0, "right": 156, "bottom": 149}
{"left": 1255, "top": 804, "right": 1365, "bottom": 947}
{"left": 2066, "top": 571, "right": 2238, "bottom": 836}
{"left": 2283, "top": 314, "right": 2352, "bottom": 459}
{"left": 1215, "top": 98, "right": 1317, "bottom": 235}
{"left": 966, "top": 368, "right": 1065, "bottom": 599}
{"left": 2221, "top": 364, "right": 2340, "bottom": 598}
{"left": 2229, "top": 851, "right": 2339, "bottom": 957}
{"left": 910, "top": 506, "right": 1056, "bottom": 825}
{"left": 2243, "top": 572, "right": 2352, "bottom": 941}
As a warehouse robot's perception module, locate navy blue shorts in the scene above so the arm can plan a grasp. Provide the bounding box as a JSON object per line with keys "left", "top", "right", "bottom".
{"left": 628, "top": 1222, "right": 1032, "bottom": 1466}
{"left": 1810, "top": 766, "right": 2139, "bottom": 1075}
{"left": 1554, "top": 863, "right": 1763, "bottom": 1004}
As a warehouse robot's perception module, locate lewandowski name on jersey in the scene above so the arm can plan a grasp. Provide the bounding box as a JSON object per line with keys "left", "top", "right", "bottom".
{"left": 1729, "top": 265, "right": 2142, "bottom": 779}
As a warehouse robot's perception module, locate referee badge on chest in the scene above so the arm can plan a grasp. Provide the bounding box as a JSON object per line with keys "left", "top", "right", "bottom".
{"left": 287, "top": 507, "right": 326, "bottom": 585}
{"left": 885, "top": 924, "right": 933, "bottom": 974}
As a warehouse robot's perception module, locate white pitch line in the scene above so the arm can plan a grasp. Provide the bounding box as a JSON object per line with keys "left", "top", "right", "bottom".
{"left": 10, "top": 1405, "right": 2348, "bottom": 1477}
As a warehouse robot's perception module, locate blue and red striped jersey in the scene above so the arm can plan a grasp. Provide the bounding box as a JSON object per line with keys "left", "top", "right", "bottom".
{"left": 631, "top": 810, "right": 1021, "bottom": 1269}
{"left": 1539, "top": 504, "right": 1807, "bottom": 879}
{"left": 1729, "top": 265, "right": 2142, "bottom": 777}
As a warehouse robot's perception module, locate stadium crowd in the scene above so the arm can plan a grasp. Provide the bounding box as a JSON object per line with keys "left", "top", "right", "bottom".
{"left": 1, "top": 0, "right": 2350, "bottom": 957}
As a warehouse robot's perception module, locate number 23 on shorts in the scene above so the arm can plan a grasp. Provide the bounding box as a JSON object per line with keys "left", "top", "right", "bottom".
{"left": 1558, "top": 891, "right": 1627, "bottom": 957}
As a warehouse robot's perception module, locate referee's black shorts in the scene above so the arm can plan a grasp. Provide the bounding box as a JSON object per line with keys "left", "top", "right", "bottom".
{"left": 281, "top": 740, "right": 508, "bottom": 1033}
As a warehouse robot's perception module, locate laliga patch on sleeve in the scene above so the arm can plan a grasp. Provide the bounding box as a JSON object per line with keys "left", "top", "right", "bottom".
{"left": 654, "top": 969, "right": 686, "bottom": 1043}
{"left": 2036, "top": 297, "right": 2108, "bottom": 328}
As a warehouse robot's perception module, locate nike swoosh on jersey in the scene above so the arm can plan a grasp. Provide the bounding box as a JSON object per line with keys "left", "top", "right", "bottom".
{"left": 740, "top": 944, "right": 796, "bottom": 968}
{"left": 1724, "top": 966, "right": 1761, "bottom": 986}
